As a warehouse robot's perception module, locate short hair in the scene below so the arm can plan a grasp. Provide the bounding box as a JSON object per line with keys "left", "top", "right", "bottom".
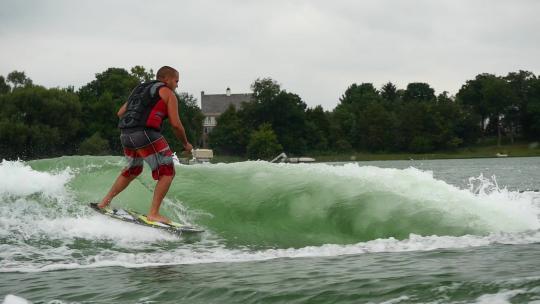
{"left": 156, "top": 66, "right": 178, "bottom": 80}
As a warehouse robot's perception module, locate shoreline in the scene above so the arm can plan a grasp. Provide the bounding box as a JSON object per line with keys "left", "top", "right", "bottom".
{"left": 211, "top": 143, "right": 540, "bottom": 163}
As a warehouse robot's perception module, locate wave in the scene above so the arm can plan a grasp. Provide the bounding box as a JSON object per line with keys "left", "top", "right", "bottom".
{"left": 1, "top": 157, "right": 539, "bottom": 273}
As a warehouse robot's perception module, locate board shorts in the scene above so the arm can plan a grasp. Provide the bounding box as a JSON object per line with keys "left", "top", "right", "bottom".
{"left": 119, "top": 129, "right": 175, "bottom": 180}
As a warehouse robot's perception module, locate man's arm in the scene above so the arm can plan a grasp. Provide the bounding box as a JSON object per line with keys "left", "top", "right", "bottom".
{"left": 160, "top": 87, "right": 193, "bottom": 151}
{"left": 117, "top": 102, "right": 127, "bottom": 117}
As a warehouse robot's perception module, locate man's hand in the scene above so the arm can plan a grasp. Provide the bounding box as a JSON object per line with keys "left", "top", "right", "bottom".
{"left": 183, "top": 142, "right": 193, "bottom": 152}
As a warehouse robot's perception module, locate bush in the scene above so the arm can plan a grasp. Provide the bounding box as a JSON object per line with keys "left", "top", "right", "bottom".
{"left": 409, "top": 136, "right": 434, "bottom": 153}
{"left": 246, "top": 123, "right": 283, "bottom": 160}
{"left": 79, "top": 132, "right": 110, "bottom": 155}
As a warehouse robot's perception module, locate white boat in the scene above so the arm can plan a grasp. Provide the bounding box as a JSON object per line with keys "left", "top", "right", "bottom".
{"left": 270, "top": 153, "right": 315, "bottom": 163}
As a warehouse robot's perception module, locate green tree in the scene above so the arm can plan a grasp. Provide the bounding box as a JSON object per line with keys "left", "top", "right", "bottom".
{"left": 244, "top": 78, "right": 309, "bottom": 154}
{"left": 0, "top": 76, "right": 11, "bottom": 94}
{"left": 456, "top": 74, "right": 496, "bottom": 132}
{"left": 79, "top": 132, "right": 110, "bottom": 155}
{"left": 437, "top": 91, "right": 453, "bottom": 103}
{"left": 251, "top": 77, "right": 281, "bottom": 104}
{"left": 0, "top": 86, "right": 82, "bottom": 159}
{"left": 246, "top": 123, "right": 283, "bottom": 160}
{"left": 403, "top": 82, "right": 435, "bottom": 103}
{"left": 333, "top": 83, "right": 383, "bottom": 150}
{"left": 340, "top": 83, "right": 381, "bottom": 107}
{"left": 483, "top": 76, "right": 516, "bottom": 146}
{"left": 351, "top": 102, "right": 397, "bottom": 151}
{"left": 305, "top": 105, "right": 330, "bottom": 151}
{"left": 130, "top": 66, "right": 154, "bottom": 82}
{"left": 524, "top": 77, "right": 540, "bottom": 140}
{"left": 381, "top": 82, "right": 399, "bottom": 103}
{"left": 6, "top": 71, "right": 33, "bottom": 89}
{"left": 208, "top": 104, "right": 248, "bottom": 155}
{"left": 504, "top": 70, "right": 536, "bottom": 142}
{"left": 78, "top": 67, "right": 139, "bottom": 152}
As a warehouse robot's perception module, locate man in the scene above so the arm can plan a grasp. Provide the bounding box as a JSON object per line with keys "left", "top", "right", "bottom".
{"left": 97, "top": 66, "right": 193, "bottom": 224}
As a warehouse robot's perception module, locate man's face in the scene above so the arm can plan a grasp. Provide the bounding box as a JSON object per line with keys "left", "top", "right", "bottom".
{"left": 165, "top": 72, "right": 179, "bottom": 90}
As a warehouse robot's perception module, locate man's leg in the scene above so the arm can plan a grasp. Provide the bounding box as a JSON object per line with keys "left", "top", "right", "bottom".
{"left": 140, "top": 135, "right": 176, "bottom": 223}
{"left": 146, "top": 175, "right": 174, "bottom": 223}
{"left": 98, "top": 173, "right": 138, "bottom": 209}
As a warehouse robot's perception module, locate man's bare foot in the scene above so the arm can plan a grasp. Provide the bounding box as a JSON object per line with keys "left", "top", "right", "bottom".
{"left": 146, "top": 213, "right": 171, "bottom": 224}
{"left": 97, "top": 202, "right": 110, "bottom": 209}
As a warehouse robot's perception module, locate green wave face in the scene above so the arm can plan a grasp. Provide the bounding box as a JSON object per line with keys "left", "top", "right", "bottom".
{"left": 25, "top": 156, "right": 539, "bottom": 248}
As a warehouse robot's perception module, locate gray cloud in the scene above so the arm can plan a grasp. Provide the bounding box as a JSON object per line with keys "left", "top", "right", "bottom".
{"left": 1, "top": 0, "right": 539, "bottom": 109}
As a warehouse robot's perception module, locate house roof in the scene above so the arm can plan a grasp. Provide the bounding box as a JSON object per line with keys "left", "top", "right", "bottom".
{"left": 201, "top": 92, "right": 253, "bottom": 114}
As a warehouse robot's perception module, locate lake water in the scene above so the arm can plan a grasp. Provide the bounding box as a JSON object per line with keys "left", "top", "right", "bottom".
{"left": 1, "top": 156, "right": 539, "bottom": 303}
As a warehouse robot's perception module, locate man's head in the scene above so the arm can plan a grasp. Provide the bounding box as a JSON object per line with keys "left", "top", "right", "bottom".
{"left": 156, "top": 66, "right": 179, "bottom": 90}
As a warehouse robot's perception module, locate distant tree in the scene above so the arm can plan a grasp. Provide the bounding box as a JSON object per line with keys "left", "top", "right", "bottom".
{"left": 504, "top": 70, "right": 537, "bottom": 141}
{"left": 7, "top": 71, "right": 33, "bottom": 89}
{"left": 246, "top": 123, "right": 282, "bottom": 160}
{"left": 209, "top": 104, "right": 248, "bottom": 155}
{"left": 0, "top": 76, "right": 11, "bottom": 94}
{"left": 79, "top": 132, "right": 110, "bottom": 155}
{"left": 381, "top": 82, "right": 399, "bottom": 103}
{"left": 251, "top": 77, "right": 281, "bottom": 104}
{"left": 403, "top": 82, "right": 435, "bottom": 103}
{"left": 483, "top": 76, "right": 517, "bottom": 146}
{"left": 339, "top": 83, "right": 381, "bottom": 107}
{"left": 305, "top": 105, "right": 330, "bottom": 151}
{"left": 457, "top": 74, "right": 499, "bottom": 133}
{"left": 77, "top": 67, "right": 139, "bottom": 152}
{"left": 360, "top": 103, "right": 396, "bottom": 151}
{"left": 437, "top": 91, "right": 453, "bottom": 103}
{"left": 0, "top": 86, "right": 82, "bottom": 159}
{"left": 333, "top": 83, "right": 383, "bottom": 150}
{"left": 524, "top": 77, "right": 540, "bottom": 140}
{"left": 244, "top": 78, "right": 309, "bottom": 154}
{"left": 78, "top": 67, "right": 139, "bottom": 102}
{"left": 130, "top": 66, "right": 154, "bottom": 82}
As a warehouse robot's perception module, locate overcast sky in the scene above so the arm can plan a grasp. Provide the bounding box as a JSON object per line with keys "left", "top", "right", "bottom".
{"left": 1, "top": 0, "right": 539, "bottom": 109}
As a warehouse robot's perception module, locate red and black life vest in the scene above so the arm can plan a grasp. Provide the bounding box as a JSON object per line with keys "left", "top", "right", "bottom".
{"left": 118, "top": 81, "right": 168, "bottom": 132}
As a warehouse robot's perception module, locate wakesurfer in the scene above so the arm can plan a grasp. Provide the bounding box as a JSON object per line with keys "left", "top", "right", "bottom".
{"left": 97, "top": 66, "right": 192, "bottom": 224}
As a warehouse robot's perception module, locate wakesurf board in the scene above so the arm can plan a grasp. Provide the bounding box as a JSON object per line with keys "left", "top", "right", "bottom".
{"left": 89, "top": 203, "right": 204, "bottom": 234}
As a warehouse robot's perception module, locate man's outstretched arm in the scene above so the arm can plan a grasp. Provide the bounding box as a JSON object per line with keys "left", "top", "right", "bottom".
{"left": 117, "top": 102, "right": 127, "bottom": 117}
{"left": 160, "top": 87, "right": 192, "bottom": 151}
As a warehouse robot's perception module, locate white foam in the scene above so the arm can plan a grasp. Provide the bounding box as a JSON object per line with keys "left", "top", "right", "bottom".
{"left": 0, "top": 160, "right": 72, "bottom": 197}
{"left": 40, "top": 215, "right": 178, "bottom": 244}
{"left": 2, "top": 295, "right": 31, "bottom": 304}
{"left": 3, "top": 229, "right": 539, "bottom": 273}
{"left": 472, "top": 289, "right": 527, "bottom": 304}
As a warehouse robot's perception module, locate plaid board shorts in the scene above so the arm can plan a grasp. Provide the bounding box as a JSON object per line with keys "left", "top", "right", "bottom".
{"left": 119, "top": 130, "right": 175, "bottom": 180}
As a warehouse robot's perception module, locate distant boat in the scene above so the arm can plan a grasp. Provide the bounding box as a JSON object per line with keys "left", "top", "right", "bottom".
{"left": 271, "top": 152, "right": 315, "bottom": 163}
{"left": 287, "top": 157, "right": 316, "bottom": 163}
{"left": 496, "top": 153, "right": 508, "bottom": 157}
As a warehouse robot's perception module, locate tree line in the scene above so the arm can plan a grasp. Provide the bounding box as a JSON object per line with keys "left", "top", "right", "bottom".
{"left": 209, "top": 71, "right": 540, "bottom": 159}
{"left": 0, "top": 67, "right": 203, "bottom": 160}
{"left": 0, "top": 68, "right": 539, "bottom": 160}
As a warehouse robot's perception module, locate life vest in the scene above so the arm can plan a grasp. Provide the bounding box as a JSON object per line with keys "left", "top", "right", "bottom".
{"left": 118, "top": 81, "right": 168, "bottom": 132}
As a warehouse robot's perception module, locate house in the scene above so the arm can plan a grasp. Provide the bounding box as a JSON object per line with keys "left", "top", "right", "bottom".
{"left": 201, "top": 87, "right": 252, "bottom": 147}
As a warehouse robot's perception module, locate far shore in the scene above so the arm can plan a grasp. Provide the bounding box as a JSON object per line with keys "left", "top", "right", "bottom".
{"left": 211, "top": 143, "right": 540, "bottom": 163}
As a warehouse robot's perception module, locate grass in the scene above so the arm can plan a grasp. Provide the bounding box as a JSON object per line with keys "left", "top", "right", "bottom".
{"left": 312, "top": 142, "right": 540, "bottom": 162}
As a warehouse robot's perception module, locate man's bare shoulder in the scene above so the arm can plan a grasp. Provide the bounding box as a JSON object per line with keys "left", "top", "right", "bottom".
{"left": 158, "top": 85, "right": 173, "bottom": 100}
